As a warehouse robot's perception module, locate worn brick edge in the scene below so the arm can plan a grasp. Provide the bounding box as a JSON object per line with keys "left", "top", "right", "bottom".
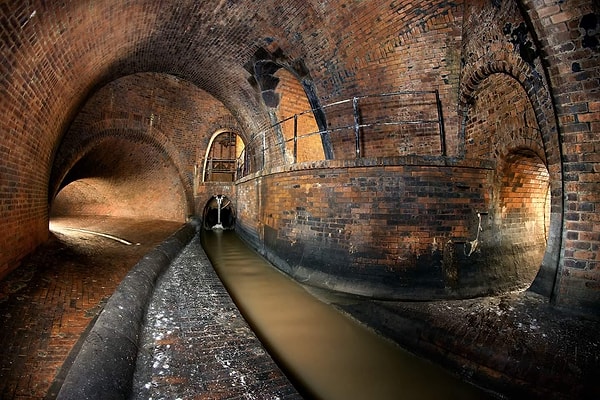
{"left": 55, "top": 220, "right": 199, "bottom": 400}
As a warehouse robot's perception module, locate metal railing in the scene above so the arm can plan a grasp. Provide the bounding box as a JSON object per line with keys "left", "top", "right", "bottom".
{"left": 237, "top": 90, "right": 445, "bottom": 178}
{"left": 205, "top": 158, "right": 236, "bottom": 182}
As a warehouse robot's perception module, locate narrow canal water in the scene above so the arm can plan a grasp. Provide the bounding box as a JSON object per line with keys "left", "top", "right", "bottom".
{"left": 201, "top": 230, "right": 493, "bottom": 400}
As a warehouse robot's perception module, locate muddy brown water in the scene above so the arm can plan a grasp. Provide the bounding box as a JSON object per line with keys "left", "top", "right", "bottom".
{"left": 202, "top": 230, "right": 492, "bottom": 400}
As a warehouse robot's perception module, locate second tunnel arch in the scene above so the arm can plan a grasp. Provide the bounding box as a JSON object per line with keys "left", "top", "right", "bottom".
{"left": 202, "top": 129, "right": 246, "bottom": 183}
{"left": 202, "top": 195, "right": 236, "bottom": 230}
{"left": 460, "top": 63, "right": 562, "bottom": 299}
{"left": 50, "top": 129, "right": 194, "bottom": 222}
{"left": 48, "top": 72, "right": 238, "bottom": 223}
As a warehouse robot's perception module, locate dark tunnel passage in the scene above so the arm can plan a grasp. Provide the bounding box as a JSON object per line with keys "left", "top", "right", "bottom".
{"left": 50, "top": 136, "right": 189, "bottom": 223}
{"left": 202, "top": 195, "right": 236, "bottom": 230}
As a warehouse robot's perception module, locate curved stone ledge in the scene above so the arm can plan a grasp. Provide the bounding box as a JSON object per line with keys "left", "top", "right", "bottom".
{"left": 237, "top": 155, "right": 495, "bottom": 184}
{"left": 56, "top": 222, "right": 198, "bottom": 400}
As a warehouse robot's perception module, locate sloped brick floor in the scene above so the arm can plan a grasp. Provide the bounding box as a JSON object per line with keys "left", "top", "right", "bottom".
{"left": 329, "top": 290, "right": 600, "bottom": 399}
{"left": 0, "top": 217, "right": 182, "bottom": 399}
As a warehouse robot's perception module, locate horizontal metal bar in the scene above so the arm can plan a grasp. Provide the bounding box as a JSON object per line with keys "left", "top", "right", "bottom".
{"left": 272, "top": 90, "right": 439, "bottom": 126}
{"left": 236, "top": 89, "right": 445, "bottom": 176}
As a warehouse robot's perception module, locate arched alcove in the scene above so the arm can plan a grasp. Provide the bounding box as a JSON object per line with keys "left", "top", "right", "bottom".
{"left": 496, "top": 149, "right": 551, "bottom": 286}
{"left": 461, "top": 71, "right": 554, "bottom": 293}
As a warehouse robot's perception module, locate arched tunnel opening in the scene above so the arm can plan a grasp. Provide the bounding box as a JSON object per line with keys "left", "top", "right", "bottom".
{"left": 499, "top": 149, "right": 551, "bottom": 288}
{"left": 202, "top": 195, "right": 236, "bottom": 230}
{"left": 1, "top": 2, "right": 598, "bottom": 400}
{"left": 50, "top": 136, "right": 188, "bottom": 223}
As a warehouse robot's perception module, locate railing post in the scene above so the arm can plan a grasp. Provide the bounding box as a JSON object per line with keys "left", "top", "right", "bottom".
{"left": 435, "top": 90, "right": 446, "bottom": 156}
{"left": 293, "top": 113, "right": 298, "bottom": 163}
{"left": 352, "top": 96, "right": 360, "bottom": 158}
{"left": 262, "top": 131, "right": 266, "bottom": 169}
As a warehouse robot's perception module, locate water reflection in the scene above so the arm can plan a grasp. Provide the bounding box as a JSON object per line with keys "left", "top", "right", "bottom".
{"left": 202, "top": 230, "right": 492, "bottom": 400}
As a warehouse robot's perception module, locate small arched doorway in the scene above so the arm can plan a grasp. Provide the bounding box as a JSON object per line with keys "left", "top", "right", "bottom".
{"left": 202, "top": 195, "right": 235, "bottom": 230}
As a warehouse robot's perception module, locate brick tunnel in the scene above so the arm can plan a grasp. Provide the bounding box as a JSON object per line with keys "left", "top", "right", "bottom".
{"left": 1, "top": 1, "right": 599, "bottom": 399}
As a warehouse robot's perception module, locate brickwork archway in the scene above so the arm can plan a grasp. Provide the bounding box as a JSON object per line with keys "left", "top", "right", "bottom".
{"left": 202, "top": 195, "right": 236, "bottom": 230}
{"left": 51, "top": 133, "right": 190, "bottom": 221}
{"left": 53, "top": 123, "right": 194, "bottom": 212}
{"left": 202, "top": 130, "right": 245, "bottom": 183}
{"left": 497, "top": 149, "right": 551, "bottom": 285}
{"left": 517, "top": 0, "right": 599, "bottom": 312}
{"left": 274, "top": 68, "right": 324, "bottom": 164}
{"left": 460, "top": 41, "right": 562, "bottom": 297}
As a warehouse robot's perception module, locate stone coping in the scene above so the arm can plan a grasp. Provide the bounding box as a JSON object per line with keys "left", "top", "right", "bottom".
{"left": 238, "top": 155, "right": 495, "bottom": 183}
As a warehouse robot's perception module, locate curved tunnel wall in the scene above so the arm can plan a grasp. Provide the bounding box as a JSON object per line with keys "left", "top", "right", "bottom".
{"left": 0, "top": 0, "right": 598, "bottom": 312}
{"left": 237, "top": 158, "right": 495, "bottom": 299}
{"left": 51, "top": 136, "right": 188, "bottom": 221}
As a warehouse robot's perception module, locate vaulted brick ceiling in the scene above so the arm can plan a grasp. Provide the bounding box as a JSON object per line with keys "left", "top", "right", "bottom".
{"left": 37, "top": 0, "right": 448, "bottom": 220}
{"left": 4, "top": 0, "right": 597, "bottom": 308}
{"left": 37, "top": 1, "right": 328, "bottom": 217}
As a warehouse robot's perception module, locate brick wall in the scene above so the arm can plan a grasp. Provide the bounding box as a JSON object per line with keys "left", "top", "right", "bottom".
{"left": 456, "top": 0, "right": 598, "bottom": 312}
{"left": 236, "top": 158, "right": 546, "bottom": 299}
{"left": 0, "top": 0, "right": 598, "bottom": 313}
{"left": 521, "top": 0, "right": 600, "bottom": 313}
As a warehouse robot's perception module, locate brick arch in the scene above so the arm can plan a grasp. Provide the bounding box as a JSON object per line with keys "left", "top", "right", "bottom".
{"left": 496, "top": 148, "right": 551, "bottom": 285}
{"left": 202, "top": 116, "right": 248, "bottom": 148}
{"left": 202, "top": 194, "right": 236, "bottom": 230}
{"left": 460, "top": 60, "right": 563, "bottom": 299}
{"left": 460, "top": 53, "right": 526, "bottom": 104}
{"left": 458, "top": 33, "right": 562, "bottom": 187}
{"left": 200, "top": 117, "right": 253, "bottom": 179}
{"left": 496, "top": 140, "right": 547, "bottom": 173}
{"left": 51, "top": 136, "right": 187, "bottom": 221}
{"left": 50, "top": 123, "right": 194, "bottom": 217}
{"left": 495, "top": 144, "right": 551, "bottom": 219}
{"left": 516, "top": 0, "right": 599, "bottom": 311}
{"left": 462, "top": 70, "right": 544, "bottom": 158}
{"left": 201, "top": 129, "right": 243, "bottom": 183}
{"left": 273, "top": 68, "right": 324, "bottom": 163}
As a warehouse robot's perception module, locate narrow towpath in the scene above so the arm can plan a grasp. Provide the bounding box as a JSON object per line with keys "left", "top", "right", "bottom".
{"left": 131, "top": 235, "right": 300, "bottom": 399}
